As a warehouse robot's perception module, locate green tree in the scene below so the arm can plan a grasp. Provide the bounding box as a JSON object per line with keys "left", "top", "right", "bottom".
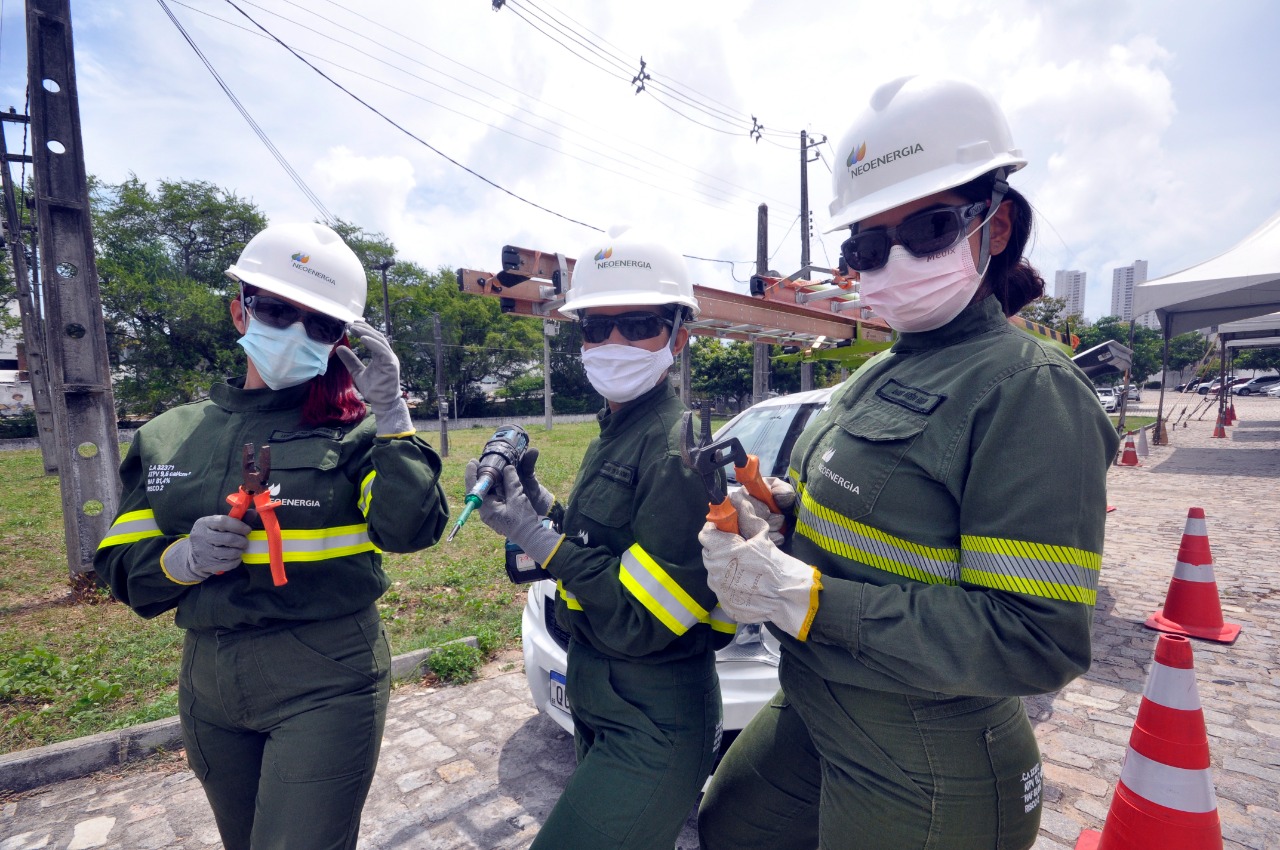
{"left": 92, "top": 176, "right": 267, "bottom": 415}
{"left": 689, "top": 337, "right": 754, "bottom": 409}
{"left": 1018, "top": 295, "right": 1068, "bottom": 330}
{"left": 1234, "top": 346, "right": 1280, "bottom": 373}
{"left": 1074, "top": 316, "right": 1164, "bottom": 386}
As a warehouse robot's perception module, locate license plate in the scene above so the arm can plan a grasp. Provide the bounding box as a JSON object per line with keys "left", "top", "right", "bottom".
{"left": 549, "top": 669, "right": 570, "bottom": 713}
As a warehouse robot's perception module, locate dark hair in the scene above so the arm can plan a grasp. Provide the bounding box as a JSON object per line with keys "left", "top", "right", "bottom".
{"left": 953, "top": 173, "right": 1044, "bottom": 316}
{"left": 236, "top": 285, "right": 367, "bottom": 428}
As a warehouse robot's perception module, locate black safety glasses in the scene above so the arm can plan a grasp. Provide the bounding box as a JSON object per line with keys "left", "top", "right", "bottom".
{"left": 840, "top": 201, "right": 988, "bottom": 272}
{"left": 242, "top": 293, "right": 347, "bottom": 344}
{"left": 580, "top": 311, "right": 672, "bottom": 344}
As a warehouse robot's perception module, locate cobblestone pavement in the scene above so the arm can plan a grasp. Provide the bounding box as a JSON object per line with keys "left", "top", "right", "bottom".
{"left": 2, "top": 396, "right": 1278, "bottom": 849}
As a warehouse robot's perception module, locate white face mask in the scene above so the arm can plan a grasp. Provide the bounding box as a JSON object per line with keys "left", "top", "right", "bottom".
{"left": 581, "top": 344, "right": 674, "bottom": 403}
{"left": 857, "top": 243, "right": 985, "bottom": 333}
{"left": 237, "top": 318, "right": 333, "bottom": 390}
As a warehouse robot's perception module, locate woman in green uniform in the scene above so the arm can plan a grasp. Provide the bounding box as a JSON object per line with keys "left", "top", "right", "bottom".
{"left": 697, "top": 75, "right": 1119, "bottom": 850}
{"left": 466, "top": 226, "right": 732, "bottom": 850}
{"left": 94, "top": 222, "right": 449, "bottom": 850}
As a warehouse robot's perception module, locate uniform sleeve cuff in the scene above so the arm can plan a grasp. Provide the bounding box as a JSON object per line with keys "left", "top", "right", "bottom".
{"left": 807, "top": 575, "right": 863, "bottom": 651}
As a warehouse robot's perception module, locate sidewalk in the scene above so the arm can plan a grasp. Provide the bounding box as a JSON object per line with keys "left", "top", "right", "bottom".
{"left": 3, "top": 397, "right": 1279, "bottom": 849}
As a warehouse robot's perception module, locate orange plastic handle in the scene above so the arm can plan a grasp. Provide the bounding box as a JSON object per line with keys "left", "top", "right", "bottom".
{"left": 255, "top": 496, "right": 287, "bottom": 587}
{"left": 734, "top": 455, "right": 780, "bottom": 514}
{"left": 706, "top": 498, "right": 738, "bottom": 535}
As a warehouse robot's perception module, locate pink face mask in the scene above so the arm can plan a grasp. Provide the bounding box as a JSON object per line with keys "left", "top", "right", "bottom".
{"left": 857, "top": 242, "right": 985, "bottom": 333}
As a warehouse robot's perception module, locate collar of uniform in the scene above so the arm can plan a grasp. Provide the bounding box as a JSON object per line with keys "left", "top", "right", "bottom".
{"left": 890, "top": 295, "right": 1009, "bottom": 353}
{"left": 596, "top": 380, "right": 674, "bottom": 436}
{"left": 211, "top": 376, "right": 310, "bottom": 412}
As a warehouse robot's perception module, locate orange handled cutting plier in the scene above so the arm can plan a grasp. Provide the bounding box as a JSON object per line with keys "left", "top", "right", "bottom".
{"left": 226, "top": 443, "right": 287, "bottom": 586}
{"left": 679, "top": 403, "right": 784, "bottom": 536}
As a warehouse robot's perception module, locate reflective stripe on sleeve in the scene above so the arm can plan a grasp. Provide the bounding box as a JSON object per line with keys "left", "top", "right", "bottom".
{"left": 242, "top": 524, "right": 379, "bottom": 564}
{"left": 960, "top": 535, "right": 1100, "bottom": 604}
{"left": 795, "top": 487, "right": 960, "bottom": 585}
{"left": 619, "top": 543, "right": 712, "bottom": 636}
{"left": 97, "top": 509, "right": 163, "bottom": 549}
{"left": 357, "top": 470, "right": 376, "bottom": 516}
{"left": 706, "top": 604, "right": 737, "bottom": 634}
{"left": 557, "top": 581, "right": 583, "bottom": 611}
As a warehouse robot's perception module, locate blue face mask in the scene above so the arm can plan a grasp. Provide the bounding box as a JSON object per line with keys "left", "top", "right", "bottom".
{"left": 237, "top": 318, "right": 333, "bottom": 390}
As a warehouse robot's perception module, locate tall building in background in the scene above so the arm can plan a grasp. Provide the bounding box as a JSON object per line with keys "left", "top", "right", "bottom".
{"left": 1111, "top": 260, "right": 1160, "bottom": 328}
{"left": 1053, "top": 269, "right": 1086, "bottom": 317}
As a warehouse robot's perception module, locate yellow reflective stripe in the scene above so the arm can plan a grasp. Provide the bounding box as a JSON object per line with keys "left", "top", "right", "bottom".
{"left": 358, "top": 470, "right": 376, "bottom": 516}
{"left": 619, "top": 544, "right": 709, "bottom": 636}
{"left": 707, "top": 604, "right": 737, "bottom": 634}
{"left": 795, "top": 488, "right": 960, "bottom": 585}
{"left": 98, "top": 509, "right": 163, "bottom": 549}
{"left": 960, "top": 535, "right": 1100, "bottom": 604}
{"left": 241, "top": 524, "right": 378, "bottom": 564}
{"left": 557, "top": 580, "right": 583, "bottom": 611}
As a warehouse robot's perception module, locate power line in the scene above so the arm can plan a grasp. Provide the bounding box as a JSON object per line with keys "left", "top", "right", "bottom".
{"left": 221, "top": 0, "right": 604, "bottom": 232}
{"left": 156, "top": 0, "right": 335, "bottom": 222}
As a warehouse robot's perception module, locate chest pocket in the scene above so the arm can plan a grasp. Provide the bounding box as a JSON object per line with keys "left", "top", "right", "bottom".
{"left": 574, "top": 472, "right": 635, "bottom": 531}
{"left": 258, "top": 439, "right": 343, "bottom": 527}
{"left": 807, "top": 399, "right": 928, "bottom": 522}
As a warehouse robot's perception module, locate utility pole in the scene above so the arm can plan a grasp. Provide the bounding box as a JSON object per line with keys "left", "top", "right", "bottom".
{"left": 0, "top": 110, "right": 58, "bottom": 472}
{"left": 432, "top": 312, "right": 447, "bottom": 457}
{"left": 542, "top": 319, "right": 555, "bottom": 431}
{"left": 799, "top": 130, "right": 824, "bottom": 392}
{"left": 26, "top": 0, "right": 121, "bottom": 581}
{"left": 375, "top": 259, "right": 393, "bottom": 339}
{"left": 753, "top": 203, "right": 769, "bottom": 406}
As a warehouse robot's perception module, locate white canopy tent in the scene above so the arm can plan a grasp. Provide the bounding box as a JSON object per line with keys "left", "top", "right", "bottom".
{"left": 1133, "top": 210, "right": 1280, "bottom": 336}
{"left": 1218, "top": 311, "right": 1280, "bottom": 351}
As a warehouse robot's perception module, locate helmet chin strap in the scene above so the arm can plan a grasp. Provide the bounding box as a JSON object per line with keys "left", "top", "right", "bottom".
{"left": 976, "top": 168, "right": 1010, "bottom": 278}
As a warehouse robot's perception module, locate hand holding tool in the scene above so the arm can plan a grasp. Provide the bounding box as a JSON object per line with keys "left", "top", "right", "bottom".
{"left": 699, "top": 492, "right": 822, "bottom": 641}
{"left": 226, "top": 443, "right": 287, "bottom": 586}
{"left": 160, "top": 515, "right": 251, "bottom": 584}
{"left": 516, "top": 447, "right": 555, "bottom": 517}
{"left": 337, "top": 321, "right": 414, "bottom": 436}
{"left": 678, "top": 403, "right": 784, "bottom": 536}
{"left": 466, "top": 464, "right": 563, "bottom": 568}
{"left": 448, "top": 424, "right": 531, "bottom": 542}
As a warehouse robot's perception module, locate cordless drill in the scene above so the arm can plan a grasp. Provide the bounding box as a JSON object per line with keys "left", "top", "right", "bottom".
{"left": 446, "top": 423, "right": 530, "bottom": 542}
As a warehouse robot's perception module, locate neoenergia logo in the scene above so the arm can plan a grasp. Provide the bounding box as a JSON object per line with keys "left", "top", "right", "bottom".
{"left": 846, "top": 142, "right": 867, "bottom": 167}
{"left": 290, "top": 251, "right": 337, "bottom": 286}
{"left": 292, "top": 252, "right": 310, "bottom": 264}
{"left": 594, "top": 247, "right": 613, "bottom": 261}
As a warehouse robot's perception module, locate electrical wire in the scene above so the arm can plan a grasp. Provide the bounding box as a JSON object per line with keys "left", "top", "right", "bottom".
{"left": 156, "top": 0, "right": 335, "bottom": 222}
{"left": 683, "top": 254, "right": 752, "bottom": 284}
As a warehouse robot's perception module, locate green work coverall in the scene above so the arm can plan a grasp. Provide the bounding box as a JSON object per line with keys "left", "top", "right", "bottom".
{"left": 532, "top": 381, "right": 733, "bottom": 850}
{"left": 95, "top": 378, "right": 449, "bottom": 850}
{"left": 700, "top": 296, "right": 1120, "bottom": 850}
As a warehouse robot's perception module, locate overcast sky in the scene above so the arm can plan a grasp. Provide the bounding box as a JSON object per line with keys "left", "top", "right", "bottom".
{"left": 2, "top": 0, "right": 1278, "bottom": 320}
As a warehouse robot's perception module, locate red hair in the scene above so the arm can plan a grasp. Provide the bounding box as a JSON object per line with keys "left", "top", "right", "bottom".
{"left": 301, "top": 334, "right": 368, "bottom": 427}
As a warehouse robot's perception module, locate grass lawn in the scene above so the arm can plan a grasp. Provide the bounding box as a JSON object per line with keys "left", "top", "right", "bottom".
{"left": 0, "top": 421, "right": 600, "bottom": 754}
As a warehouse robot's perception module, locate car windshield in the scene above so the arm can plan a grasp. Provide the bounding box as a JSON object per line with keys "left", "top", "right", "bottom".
{"left": 714, "top": 401, "right": 827, "bottom": 480}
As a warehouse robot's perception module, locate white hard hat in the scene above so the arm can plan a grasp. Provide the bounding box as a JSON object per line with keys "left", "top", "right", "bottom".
{"left": 561, "top": 225, "right": 699, "bottom": 319}
{"left": 825, "top": 75, "right": 1027, "bottom": 233}
{"left": 225, "top": 222, "right": 367, "bottom": 323}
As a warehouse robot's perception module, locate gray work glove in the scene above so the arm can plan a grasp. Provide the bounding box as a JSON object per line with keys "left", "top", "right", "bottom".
{"left": 516, "top": 448, "right": 555, "bottom": 517}
{"left": 465, "top": 462, "right": 563, "bottom": 565}
{"left": 737, "top": 476, "right": 797, "bottom": 546}
{"left": 699, "top": 493, "right": 822, "bottom": 641}
{"left": 336, "top": 321, "right": 414, "bottom": 437}
{"left": 161, "top": 515, "right": 251, "bottom": 585}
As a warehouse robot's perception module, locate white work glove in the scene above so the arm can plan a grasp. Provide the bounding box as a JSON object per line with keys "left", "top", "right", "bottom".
{"left": 737, "top": 477, "right": 796, "bottom": 545}
{"left": 516, "top": 448, "right": 555, "bottom": 517}
{"left": 161, "top": 515, "right": 251, "bottom": 585}
{"left": 336, "top": 321, "right": 414, "bottom": 437}
{"left": 465, "top": 463, "right": 562, "bottom": 565}
{"left": 699, "top": 493, "right": 822, "bottom": 641}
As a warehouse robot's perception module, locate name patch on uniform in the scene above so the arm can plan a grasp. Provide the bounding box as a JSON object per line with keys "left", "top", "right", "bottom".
{"left": 875, "top": 379, "right": 945, "bottom": 415}
{"left": 270, "top": 427, "right": 343, "bottom": 442}
{"left": 599, "top": 460, "right": 638, "bottom": 487}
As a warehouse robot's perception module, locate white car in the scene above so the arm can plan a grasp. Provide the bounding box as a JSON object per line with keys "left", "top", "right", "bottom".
{"left": 522, "top": 388, "right": 835, "bottom": 740}
{"left": 1095, "top": 387, "right": 1118, "bottom": 413}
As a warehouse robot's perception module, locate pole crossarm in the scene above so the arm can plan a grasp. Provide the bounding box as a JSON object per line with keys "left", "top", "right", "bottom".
{"left": 457, "top": 245, "right": 891, "bottom": 349}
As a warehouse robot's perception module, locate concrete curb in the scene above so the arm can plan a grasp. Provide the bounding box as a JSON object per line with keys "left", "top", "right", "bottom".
{"left": 0, "top": 636, "right": 479, "bottom": 794}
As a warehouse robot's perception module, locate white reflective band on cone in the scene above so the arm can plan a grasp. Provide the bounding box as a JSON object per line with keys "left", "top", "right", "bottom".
{"left": 1171, "top": 560, "right": 1218, "bottom": 583}
{"left": 1118, "top": 750, "right": 1217, "bottom": 814}
{"left": 1143, "top": 664, "right": 1202, "bottom": 711}
{"left": 1183, "top": 517, "right": 1208, "bottom": 537}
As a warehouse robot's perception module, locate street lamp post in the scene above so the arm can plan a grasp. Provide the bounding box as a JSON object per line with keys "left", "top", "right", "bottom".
{"left": 374, "top": 259, "right": 393, "bottom": 339}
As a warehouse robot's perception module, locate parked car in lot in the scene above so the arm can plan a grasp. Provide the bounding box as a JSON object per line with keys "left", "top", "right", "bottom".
{"left": 1198, "top": 376, "right": 1239, "bottom": 395}
{"left": 1095, "top": 387, "right": 1118, "bottom": 412}
{"left": 1176, "top": 379, "right": 1202, "bottom": 393}
{"left": 1124, "top": 385, "right": 1142, "bottom": 402}
{"left": 1233, "top": 375, "right": 1280, "bottom": 395}
{"left": 522, "top": 388, "right": 834, "bottom": 740}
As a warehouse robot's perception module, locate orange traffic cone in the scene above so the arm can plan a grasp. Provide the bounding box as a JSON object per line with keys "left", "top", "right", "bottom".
{"left": 1145, "top": 508, "right": 1241, "bottom": 643}
{"left": 1210, "top": 413, "right": 1226, "bottom": 438}
{"left": 1075, "top": 634, "right": 1222, "bottom": 850}
{"left": 1118, "top": 435, "right": 1140, "bottom": 467}
{"left": 1222, "top": 404, "right": 1234, "bottom": 426}
{"left": 1136, "top": 425, "right": 1150, "bottom": 457}
{"left": 1227, "top": 401, "right": 1238, "bottom": 423}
